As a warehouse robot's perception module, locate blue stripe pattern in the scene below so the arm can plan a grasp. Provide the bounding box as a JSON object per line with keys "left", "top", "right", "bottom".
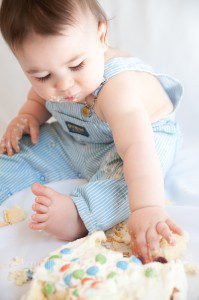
{"left": 0, "top": 57, "right": 183, "bottom": 234}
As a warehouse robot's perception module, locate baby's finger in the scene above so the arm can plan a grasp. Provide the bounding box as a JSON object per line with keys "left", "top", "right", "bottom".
{"left": 136, "top": 234, "right": 150, "bottom": 263}
{"left": 10, "top": 129, "right": 21, "bottom": 153}
{"left": 166, "top": 219, "right": 183, "bottom": 235}
{"left": 29, "top": 123, "right": 39, "bottom": 144}
{"left": 130, "top": 236, "right": 139, "bottom": 256}
{"left": 156, "top": 222, "right": 175, "bottom": 245}
{"left": 146, "top": 227, "right": 160, "bottom": 255}
{"left": 0, "top": 137, "right": 6, "bottom": 154}
{"left": 4, "top": 134, "right": 14, "bottom": 156}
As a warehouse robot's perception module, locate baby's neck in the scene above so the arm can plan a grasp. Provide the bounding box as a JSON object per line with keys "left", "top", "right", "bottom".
{"left": 104, "top": 46, "right": 132, "bottom": 62}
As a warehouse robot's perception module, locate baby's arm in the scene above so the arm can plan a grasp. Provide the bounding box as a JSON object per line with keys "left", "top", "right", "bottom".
{"left": 19, "top": 87, "right": 51, "bottom": 125}
{"left": 98, "top": 71, "right": 182, "bottom": 262}
{"left": 0, "top": 87, "right": 51, "bottom": 155}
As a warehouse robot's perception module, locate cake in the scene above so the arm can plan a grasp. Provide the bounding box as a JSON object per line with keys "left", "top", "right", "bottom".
{"left": 105, "top": 220, "right": 188, "bottom": 261}
{"left": 22, "top": 231, "right": 187, "bottom": 300}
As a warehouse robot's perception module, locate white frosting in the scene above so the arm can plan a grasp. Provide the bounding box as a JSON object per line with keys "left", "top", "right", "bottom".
{"left": 23, "top": 231, "right": 187, "bottom": 300}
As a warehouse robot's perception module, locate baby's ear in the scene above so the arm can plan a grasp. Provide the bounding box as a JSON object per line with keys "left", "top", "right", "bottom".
{"left": 98, "top": 21, "right": 108, "bottom": 50}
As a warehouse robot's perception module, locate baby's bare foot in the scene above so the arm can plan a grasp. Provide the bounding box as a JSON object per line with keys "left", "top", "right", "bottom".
{"left": 29, "top": 183, "right": 87, "bottom": 241}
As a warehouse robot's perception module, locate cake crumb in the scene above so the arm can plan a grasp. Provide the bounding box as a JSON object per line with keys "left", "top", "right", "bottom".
{"left": 9, "top": 256, "right": 24, "bottom": 267}
{"left": 184, "top": 263, "right": 198, "bottom": 275}
{"left": 3, "top": 205, "right": 26, "bottom": 225}
{"left": 8, "top": 268, "right": 34, "bottom": 286}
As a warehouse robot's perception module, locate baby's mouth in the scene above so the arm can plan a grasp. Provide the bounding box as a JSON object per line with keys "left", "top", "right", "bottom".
{"left": 48, "top": 95, "right": 78, "bottom": 103}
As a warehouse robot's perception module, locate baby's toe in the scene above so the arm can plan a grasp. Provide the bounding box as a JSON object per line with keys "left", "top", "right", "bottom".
{"left": 31, "top": 213, "right": 49, "bottom": 223}
{"left": 32, "top": 203, "right": 49, "bottom": 213}
{"left": 29, "top": 221, "right": 47, "bottom": 231}
{"left": 32, "top": 183, "right": 57, "bottom": 199}
{"left": 35, "top": 196, "right": 51, "bottom": 207}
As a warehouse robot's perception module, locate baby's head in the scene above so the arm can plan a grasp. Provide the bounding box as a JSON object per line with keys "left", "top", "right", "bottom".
{"left": 0, "top": 0, "right": 108, "bottom": 102}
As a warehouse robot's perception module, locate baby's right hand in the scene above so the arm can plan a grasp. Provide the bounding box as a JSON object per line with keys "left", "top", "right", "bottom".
{"left": 0, "top": 114, "right": 39, "bottom": 156}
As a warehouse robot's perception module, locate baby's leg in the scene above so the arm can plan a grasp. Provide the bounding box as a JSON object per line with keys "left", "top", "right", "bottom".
{"left": 0, "top": 122, "right": 79, "bottom": 204}
{"left": 30, "top": 183, "right": 87, "bottom": 241}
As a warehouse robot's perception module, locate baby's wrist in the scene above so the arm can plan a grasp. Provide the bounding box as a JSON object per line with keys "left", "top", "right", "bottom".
{"left": 130, "top": 204, "right": 164, "bottom": 214}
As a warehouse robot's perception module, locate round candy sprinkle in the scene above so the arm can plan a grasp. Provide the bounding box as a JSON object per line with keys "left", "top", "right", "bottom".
{"left": 145, "top": 267, "right": 157, "bottom": 278}
{"left": 45, "top": 260, "right": 55, "bottom": 270}
{"left": 60, "top": 264, "right": 71, "bottom": 272}
{"left": 49, "top": 255, "right": 62, "bottom": 260}
{"left": 130, "top": 256, "right": 142, "bottom": 265}
{"left": 107, "top": 271, "right": 117, "bottom": 279}
{"left": 86, "top": 266, "right": 99, "bottom": 276}
{"left": 73, "top": 289, "right": 79, "bottom": 297}
{"left": 116, "top": 261, "right": 129, "bottom": 270}
{"left": 95, "top": 254, "right": 107, "bottom": 265}
{"left": 60, "top": 248, "right": 72, "bottom": 254}
{"left": 44, "top": 282, "right": 55, "bottom": 297}
{"left": 73, "top": 269, "right": 85, "bottom": 280}
{"left": 64, "top": 274, "right": 72, "bottom": 286}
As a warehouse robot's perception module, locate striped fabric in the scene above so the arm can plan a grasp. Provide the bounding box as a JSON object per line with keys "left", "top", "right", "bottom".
{"left": 0, "top": 57, "right": 183, "bottom": 234}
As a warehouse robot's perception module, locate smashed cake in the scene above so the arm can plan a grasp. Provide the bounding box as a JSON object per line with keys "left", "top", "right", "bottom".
{"left": 22, "top": 231, "right": 187, "bottom": 300}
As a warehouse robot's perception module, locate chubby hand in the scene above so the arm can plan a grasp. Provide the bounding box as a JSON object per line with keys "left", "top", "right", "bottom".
{"left": 128, "top": 206, "right": 183, "bottom": 263}
{"left": 0, "top": 114, "right": 39, "bottom": 156}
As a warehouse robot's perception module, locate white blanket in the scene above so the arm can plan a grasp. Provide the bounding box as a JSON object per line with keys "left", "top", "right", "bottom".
{"left": 0, "top": 189, "right": 199, "bottom": 299}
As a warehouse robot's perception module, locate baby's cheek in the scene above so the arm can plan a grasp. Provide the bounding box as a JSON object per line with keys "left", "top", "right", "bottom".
{"left": 30, "top": 81, "right": 51, "bottom": 100}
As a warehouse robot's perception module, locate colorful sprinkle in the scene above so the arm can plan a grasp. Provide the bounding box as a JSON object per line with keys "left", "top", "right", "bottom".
{"left": 71, "top": 258, "right": 79, "bottom": 262}
{"left": 44, "top": 282, "right": 55, "bottom": 296}
{"left": 64, "top": 274, "right": 72, "bottom": 286}
{"left": 107, "top": 271, "right": 117, "bottom": 279}
{"left": 116, "top": 261, "right": 129, "bottom": 270}
{"left": 95, "top": 254, "right": 107, "bottom": 265}
{"left": 145, "top": 268, "right": 157, "bottom": 278}
{"left": 45, "top": 260, "right": 55, "bottom": 270}
{"left": 60, "top": 264, "right": 71, "bottom": 272}
{"left": 26, "top": 269, "right": 34, "bottom": 280}
{"left": 73, "top": 289, "right": 79, "bottom": 297}
{"left": 72, "top": 269, "right": 85, "bottom": 280}
{"left": 154, "top": 257, "right": 168, "bottom": 264}
{"left": 130, "top": 256, "right": 142, "bottom": 265}
{"left": 49, "top": 255, "right": 62, "bottom": 260}
{"left": 81, "top": 277, "right": 93, "bottom": 284}
{"left": 91, "top": 280, "right": 101, "bottom": 288}
{"left": 86, "top": 266, "right": 99, "bottom": 276}
{"left": 60, "top": 248, "right": 72, "bottom": 254}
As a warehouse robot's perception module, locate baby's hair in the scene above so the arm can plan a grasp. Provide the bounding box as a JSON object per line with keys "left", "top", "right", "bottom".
{"left": 0, "top": 0, "right": 108, "bottom": 51}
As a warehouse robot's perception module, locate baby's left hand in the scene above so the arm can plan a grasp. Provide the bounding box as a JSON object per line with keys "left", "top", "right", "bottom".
{"left": 128, "top": 206, "right": 183, "bottom": 263}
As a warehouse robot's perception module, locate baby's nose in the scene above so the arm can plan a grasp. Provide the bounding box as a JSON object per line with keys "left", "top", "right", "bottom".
{"left": 55, "top": 77, "right": 74, "bottom": 92}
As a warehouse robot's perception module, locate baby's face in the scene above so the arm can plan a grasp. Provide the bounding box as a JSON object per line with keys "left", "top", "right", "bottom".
{"left": 16, "top": 11, "right": 107, "bottom": 103}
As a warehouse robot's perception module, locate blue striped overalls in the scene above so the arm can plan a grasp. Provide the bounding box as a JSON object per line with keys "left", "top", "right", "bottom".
{"left": 0, "top": 57, "right": 183, "bottom": 233}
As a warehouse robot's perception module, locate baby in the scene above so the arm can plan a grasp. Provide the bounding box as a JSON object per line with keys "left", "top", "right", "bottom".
{"left": 0, "top": 0, "right": 183, "bottom": 263}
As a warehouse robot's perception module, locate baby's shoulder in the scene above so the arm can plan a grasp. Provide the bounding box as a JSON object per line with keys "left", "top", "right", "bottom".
{"left": 104, "top": 47, "right": 161, "bottom": 87}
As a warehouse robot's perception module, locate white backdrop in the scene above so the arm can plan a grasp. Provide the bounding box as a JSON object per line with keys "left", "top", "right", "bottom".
{"left": 0, "top": 1, "right": 199, "bottom": 201}
{"left": 0, "top": 0, "right": 199, "bottom": 140}
{"left": 0, "top": 3, "right": 199, "bottom": 299}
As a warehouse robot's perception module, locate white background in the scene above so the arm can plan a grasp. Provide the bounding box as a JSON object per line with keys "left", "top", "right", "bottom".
{"left": 0, "top": 1, "right": 199, "bottom": 299}
{"left": 0, "top": 0, "right": 199, "bottom": 140}
{"left": 1, "top": 0, "right": 199, "bottom": 204}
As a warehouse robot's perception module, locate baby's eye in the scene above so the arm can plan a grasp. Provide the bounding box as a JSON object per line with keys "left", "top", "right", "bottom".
{"left": 36, "top": 74, "right": 51, "bottom": 82}
{"left": 70, "top": 61, "right": 85, "bottom": 72}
